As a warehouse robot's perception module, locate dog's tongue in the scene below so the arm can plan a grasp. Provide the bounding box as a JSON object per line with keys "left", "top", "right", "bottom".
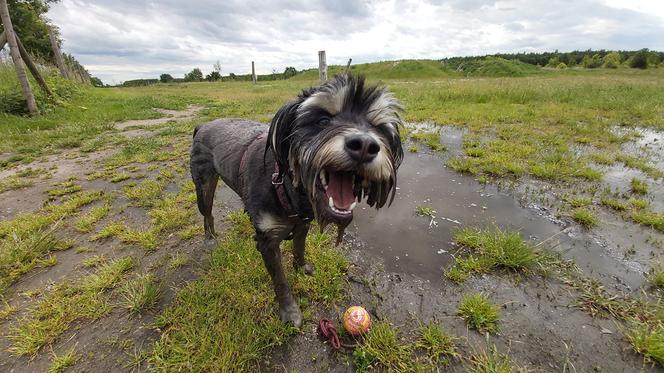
{"left": 326, "top": 171, "right": 354, "bottom": 210}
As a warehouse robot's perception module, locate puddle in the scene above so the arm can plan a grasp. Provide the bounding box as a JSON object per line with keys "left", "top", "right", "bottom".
{"left": 351, "top": 149, "right": 645, "bottom": 289}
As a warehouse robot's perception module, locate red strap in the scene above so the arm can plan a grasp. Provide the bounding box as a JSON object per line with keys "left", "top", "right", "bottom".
{"left": 317, "top": 319, "right": 342, "bottom": 350}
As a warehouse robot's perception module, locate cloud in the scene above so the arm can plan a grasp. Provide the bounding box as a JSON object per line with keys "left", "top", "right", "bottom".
{"left": 47, "top": 0, "right": 664, "bottom": 83}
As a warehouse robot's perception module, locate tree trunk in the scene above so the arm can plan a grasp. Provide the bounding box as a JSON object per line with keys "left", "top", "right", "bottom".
{"left": 48, "top": 26, "right": 69, "bottom": 79}
{"left": 0, "top": 31, "right": 7, "bottom": 47}
{"left": 0, "top": 0, "right": 38, "bottom": 115}
{"left": 15, "top": 34, "right": 53, "bottom": 97}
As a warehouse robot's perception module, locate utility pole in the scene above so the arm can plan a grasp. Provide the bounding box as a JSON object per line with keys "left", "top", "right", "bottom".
{"left": 0, "top": 0, "right": 38, "bottom": 114}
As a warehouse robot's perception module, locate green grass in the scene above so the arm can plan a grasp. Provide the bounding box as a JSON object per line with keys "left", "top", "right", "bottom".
{"left": 572, "top": 208, "right": 599, "bottom": 228}
{"left": 47, "top": 181, "right": 82, "bottom": 197}
{"left": 352, "top": 321, "right": 417, "bottom": 372}
{"left": 8, "top": 257, "right": 135, "bottom": 356}
{"left": 148, "top": 211, "right": 347, "bottom": 371}
{"left": 410, "top": 131, "right": 446, "bottom": 151}
{"left": 631, "top": 210, "right": 664, "bottom": 232}
{"left": 616, "top": 153, "right": 663, "bottom": 179}
{"left": 74, "top": 203, "right": 111, "bottom": 232}
{"left": 0, "top": 176, "right": 34, "bottom": 193}
{"left": 626, "top": 322, "right": 664, "bottom": 365}
{"left": 168, "top": 252, "right": 189, "bottom": 269}
{"left": 650, "top": 267, "right": 664, "bottom": 288}
{"left": 569, "top": 197, "right": 592, "bottom": 208}
{"left": 123, "top": 179, "right": 165, "bottom": 207}
{"left": 458, "top": 293, "right": 501, "bottom": 333}
{"left": 447, "top": 227, "right": 537, "bottom": 282}
{"left": 120, "top": 273, "right": 162, "bottom": 313}
{"left": 600, "top": 196, "right": 628, "bottom": 211}
{"left": 49, "top": 346, "right": 79, "bottom": 373}
{"left": 631, "top": 177, "right": 649, "bottom": 195}
{"left": 415, "top": 322, "right": 459, "bottom": 365}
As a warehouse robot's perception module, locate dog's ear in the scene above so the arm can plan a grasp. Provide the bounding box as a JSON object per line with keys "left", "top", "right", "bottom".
{"left": 266, "top": 98, "right": 300, "bottom": 170}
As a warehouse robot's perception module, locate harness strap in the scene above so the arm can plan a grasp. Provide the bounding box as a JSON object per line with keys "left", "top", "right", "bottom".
{"left": 272, "top": 162, "right": 298, "bottom": 218}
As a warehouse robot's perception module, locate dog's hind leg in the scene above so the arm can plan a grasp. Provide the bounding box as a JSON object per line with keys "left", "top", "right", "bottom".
{"left": 256, "top": 232, "right": 302, "bottom": 327}
{"left": 201, "top": 176, "right": 219, "bottom": 238}
{"left": 292, "top": 223, "right": 313, "bottom": 275}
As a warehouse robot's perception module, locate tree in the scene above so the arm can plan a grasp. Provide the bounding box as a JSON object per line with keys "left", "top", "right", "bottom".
{"left": 582, "top": 54, "right": 601, "bottom": 68}
{"left": 283, "top": 66, "right": 297, "bottom": 78}
{"left": 628, "top": 49, "right": 649, "bottom": 69}
{"left": 0, "top": 0, "right": 60, "bottom": 60}
{"left": 205, "top": 71, "right": 221, "bottom": 81}
{"left": 160, "top": 73, "right": 174, "bottom": 83}
{"left": 213, "top": 60, "right": 221, "bottom": 74}
{"left": 602, "top": 52, "right": 621, "bottom": 68}
{"left": 90, "top": 76, "right": 103, "bottom": 87}
{"left": 184, "top": 68, "right": 203, "bottom": 82}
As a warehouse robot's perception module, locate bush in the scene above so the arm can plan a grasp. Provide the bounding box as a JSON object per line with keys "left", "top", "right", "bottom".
{"left": 582, "top": 54, "right": 602, "bottom": 68}
{"left": 121, "top": 79, "right": 158, "bottom": 87}
{"left": 205, "top": 71, "right": 221, "bottom": 81}
{"left": 160, "top": 74, "right": 174, "bottom": 83}
{"left": 602, "top": 52, "right": 621, "bottom": 68}
{"left": 184, "top": 68, "right": 203, "bottom": 82}
{"left": 628, "top": 49, "right": 649, "bottom": 69}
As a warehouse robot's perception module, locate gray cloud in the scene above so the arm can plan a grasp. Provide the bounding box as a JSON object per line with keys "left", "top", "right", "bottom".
{"left": 47, "top": 0, "right": 664, "bottom": 83}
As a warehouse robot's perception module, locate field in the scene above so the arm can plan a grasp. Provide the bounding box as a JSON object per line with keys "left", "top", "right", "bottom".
{"left": 1, "top": 61, "right": 663, "bottom": 371}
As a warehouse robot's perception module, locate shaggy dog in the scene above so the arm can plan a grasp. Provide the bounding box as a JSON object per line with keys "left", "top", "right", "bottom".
{"left": 190, "top": 74, "right": 403, "bottom": 326}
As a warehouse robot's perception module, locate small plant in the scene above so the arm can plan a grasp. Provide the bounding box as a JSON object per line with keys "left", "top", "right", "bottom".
{"left": 631, "top": 178, "right": 648, "bottom": 195}
{"left": 168, "top": 252, "right": 189, "bottom": 269}
{"left": 650, "top": 267, "right": 664, "bottom": 288}
{"left": 415, "top": 205, "right": 437, "bottom": 227}
{"left": 408, "top": 144, "right": 418, "bottom": 153}
{"left": 632, "top": 210, "right": 664, "bottom": 233}
{"left": 47, "top": 181, "right": 81, "bottom": 197}
{"left": 626, "top": 321, "right": 664, "bottom": 364}
{"left": 82, "top": 255, "right": 106, "bottom": 268}
{"left": 467, "top": 345, "right": 519, "bottom": 373}
{"left": 352, "top": 321, "right": 414, "bottom": 372}
{"left": 630, "top": 198, "right": 649, "bottom": 210}
{"left": 457, "top": 293, "right": 500, "bottom": 333}
{"left": 410, "top": 131, "right": 445, "bottom": 152}
{"left": 572, "top": 208, "right": 598, "bottom": 229}
{"left": 415, "top": 322, "right": 459, "bottom": 364}
{"left": 600, "top": 197, "right": 627, "bottom": 211}
{"left": 569, "top": 197, "right": 592, "bottom": 208}
{"left": 49, "top": 346, "right": 79, "bottom": 373}
{"left": 0, "top": 176, "right": 34, "bottom": 193}
{"left": 120, "top": 273, "right": 162, "bottom": 313}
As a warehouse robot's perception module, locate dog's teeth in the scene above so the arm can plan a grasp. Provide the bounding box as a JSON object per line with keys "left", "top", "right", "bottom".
{"left": 350, "top": 202, "right": 357, "bottom": 211}
{"left": 329, "top": 196, "right": 334, "bottom": 208}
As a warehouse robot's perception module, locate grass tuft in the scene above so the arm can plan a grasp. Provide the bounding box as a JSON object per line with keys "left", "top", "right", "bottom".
{"left": 410, "top": 131, "right": 446, "bottom": 151}
{"left": 447, "top": 227, "right": 536, "bottom": 282}
{"left": 600, "top": 196, "right": 627, "bottom": 211}
{"left": 569, "top": 197, "right": 592, "bottom": 208}
{"left": 49, "top": 346, "right": 79, "bottom": 373}
{"left": 415, "top": 322, "right": 459, "bottom": 365}
{"left": 626, "top": 322, "right": 664, "bottom": 365}
{"left": 353, "top": 321, "right": 415, "bottom": 372}
{"left": 572, "top": 208, "right": 599, "bottom": 228}
{"left": 631, "top": 177, "right": 649, "bottom": 195}
{"left": 74, "top": 203, "right": 111, "bottom": 232}
{"left": 457, "top": 293, "right": 500, "bottom": 333}
{"left": 0, "top": 176, "right": 34, "bottom": 193}
{"left": 120, "top": 273, "right": 162, "bottom": 313}
{"left": 466, "top": 345, "right": 522, "bottom": 373}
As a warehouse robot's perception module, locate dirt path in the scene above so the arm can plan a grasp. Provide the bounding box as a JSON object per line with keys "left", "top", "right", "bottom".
{"left": 0, "top": 112, "right": 662, "bottom": 371}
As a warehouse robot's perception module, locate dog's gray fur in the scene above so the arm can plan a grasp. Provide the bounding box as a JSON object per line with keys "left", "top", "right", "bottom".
{"left": 190, "top": 74, "right": 403, "bottom": 326}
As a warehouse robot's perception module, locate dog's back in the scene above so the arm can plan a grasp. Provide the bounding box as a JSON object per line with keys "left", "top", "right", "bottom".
{"left": 190, "top": 119, "right": 267, "bottom": 195}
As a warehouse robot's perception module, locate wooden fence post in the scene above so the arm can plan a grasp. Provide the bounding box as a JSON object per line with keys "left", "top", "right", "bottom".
{"left": 48, "top": 26, "right": 69, "bottom": 79}
{"left": 0, "top": 31, "right": 6, "bottom": 47}
{"left": 345, "top": 58, "right": 352, "bottom": 74}
{"left": 251, "top": 61, "right": 256, "bottom": 84}
{"left": 0, "top": 0, "right": 37, "bottom": 114}
{"left": 318, "top": 50, "right": 327, "bottom": 83}
{"left": 15, "top": 35, "right": 53, "bottom": 97}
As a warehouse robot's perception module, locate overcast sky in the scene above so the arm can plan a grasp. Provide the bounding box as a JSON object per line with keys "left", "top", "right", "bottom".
{"left": 46, "top": 0, "right": 664, "bottom": 84}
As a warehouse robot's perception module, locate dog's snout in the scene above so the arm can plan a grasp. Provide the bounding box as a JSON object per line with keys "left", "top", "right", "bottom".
{"left": 345, "top": 134, "right": 380, "bottom": 163}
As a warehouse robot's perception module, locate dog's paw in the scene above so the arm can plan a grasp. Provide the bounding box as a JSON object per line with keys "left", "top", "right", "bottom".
{"left": 279, "top": 302, "right": 303, "bottom": 328}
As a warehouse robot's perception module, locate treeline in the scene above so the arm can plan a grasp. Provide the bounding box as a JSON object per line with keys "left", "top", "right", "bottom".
{"left": 121, "top": 66, "right": 298, "bottom": 87}
{"left": 444, "top": 49, "right": 663, "bottom": 70}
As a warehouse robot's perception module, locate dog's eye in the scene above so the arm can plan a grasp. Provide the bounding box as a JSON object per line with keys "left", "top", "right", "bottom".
{"left": 318, "top": 117, "right": 331, "bottom": 126}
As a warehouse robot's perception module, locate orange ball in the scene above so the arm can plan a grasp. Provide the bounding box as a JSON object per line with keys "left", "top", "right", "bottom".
{"left": 342, "top": 306, "right": 372, "bottom": 336}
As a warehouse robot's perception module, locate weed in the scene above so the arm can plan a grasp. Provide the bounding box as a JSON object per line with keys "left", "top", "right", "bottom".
{"left": 572, "top": 208, "right": 599, "bottom": 228}
{"left": 120, "top": 273, "right": 162, "bottom": 313}
{"left": 569, "top": 197, "right": 592, "bottom": 208}
{"left": 630, "top": 198, "right": 650, "bottom": 210}
{"left": 82, "top": 255, "right": 106, "bottom": 268}
{"left": 447, "top": 227, "right": 536, "bottom": 282}
{"left": 49, "top": 346, "right": 78, "bottom": 373}
{"left": 457, "top": 293, "right": 500, "bottom": 333}
{"left": 415, "top": 322, "right": 459, "bottom": 365}
{"left": 590, "top": 152, "right": 615, "bottom": 165}
{"left": 110, "top": 173, "right": 131, "bottom": 183}
{"left": 91, "top": 220, "right": 126, "bottom": 240}
{"left": 74, "top": 204, "right": 111, "bottom": 232}
{"left": 8, "top": 257, "right": 134, "bottom": 355}
{"left": 415, "top": 205, "right": 437, "bottom": 227}
{"left": 631, "top": 177, "right": 649, "bottom": 195}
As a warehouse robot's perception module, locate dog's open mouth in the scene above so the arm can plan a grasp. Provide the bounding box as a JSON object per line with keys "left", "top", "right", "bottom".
{"left": 319, "top": 169, "right": 358, "bottom": 217}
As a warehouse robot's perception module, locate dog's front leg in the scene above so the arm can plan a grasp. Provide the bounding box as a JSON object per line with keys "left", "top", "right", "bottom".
{"left": 256, "top": 232, "right": 302, "bottom": 327}
{"left": 292, "top": 223, "right": 313, "bottom": 275}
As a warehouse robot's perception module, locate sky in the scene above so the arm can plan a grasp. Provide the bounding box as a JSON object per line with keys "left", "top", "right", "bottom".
{"left": 45, "top": 0, "right": 664, "bottom": 84}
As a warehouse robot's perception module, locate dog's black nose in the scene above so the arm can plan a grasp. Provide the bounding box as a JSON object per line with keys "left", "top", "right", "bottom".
{"left": 345, "top": 134, "right": 380, "bottom": 163}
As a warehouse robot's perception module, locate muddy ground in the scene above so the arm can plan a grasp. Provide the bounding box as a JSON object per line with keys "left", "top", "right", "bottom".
{"left": 0, "top": 108, "right": 662, "bottom": 372}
